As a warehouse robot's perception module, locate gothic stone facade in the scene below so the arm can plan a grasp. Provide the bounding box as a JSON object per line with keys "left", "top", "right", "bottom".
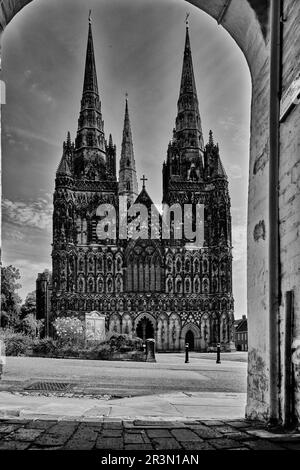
{"left": 50, "top": 19, "right": 234, "bottom": 352}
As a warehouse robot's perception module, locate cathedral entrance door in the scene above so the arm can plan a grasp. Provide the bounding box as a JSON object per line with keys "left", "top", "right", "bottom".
{"left": 185, "top": 330, "right": 195, "bottom": 351}
{"left": 136, "top": 317, "right": 154, "bottom": 341}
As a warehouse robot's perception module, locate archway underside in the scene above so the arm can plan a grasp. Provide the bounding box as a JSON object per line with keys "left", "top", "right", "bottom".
{"left": 2, "top": 0, "right": 286, "bottom": 426}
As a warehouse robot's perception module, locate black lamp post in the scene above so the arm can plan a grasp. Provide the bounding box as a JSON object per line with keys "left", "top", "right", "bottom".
{"left": 185, "top": 342, "right": 189, "bottom": 363}
{"left": 216, "top": 342, "right": 221, "bottom": 364}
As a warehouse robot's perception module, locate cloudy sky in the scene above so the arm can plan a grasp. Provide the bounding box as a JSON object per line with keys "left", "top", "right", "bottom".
{"left": 1, "top": 0, "right": 251, "bottom": 317}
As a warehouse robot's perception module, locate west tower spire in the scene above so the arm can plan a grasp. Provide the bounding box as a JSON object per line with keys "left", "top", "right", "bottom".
{"left": 163, "top": 24, "right": 204, "bottom": 188}
{"left": 119, "top": 97, "right": 138, "bottom": 204}
{"left": 176, "top": 24, "right": 204, "bottom": 156}
{"left": 74, "top": 14, "right": 106, "bottom": 179}
{"left": 82, "top": 15, "right": 99, "bottom": 95}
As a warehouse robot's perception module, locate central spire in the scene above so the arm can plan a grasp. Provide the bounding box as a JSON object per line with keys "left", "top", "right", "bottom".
{"left": 119, "top": 97, "right": 138, "bottom": 204}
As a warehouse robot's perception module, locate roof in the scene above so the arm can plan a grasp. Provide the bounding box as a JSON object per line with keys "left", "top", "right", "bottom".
{"left": 235, "top": 318, "right": 248, "bottom": 332}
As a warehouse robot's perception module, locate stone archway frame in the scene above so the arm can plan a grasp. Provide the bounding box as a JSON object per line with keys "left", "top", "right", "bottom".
{"left": 134, "top": 312, "right": 157, "bottom": 340}
{"left": 0, "top": 0, "right": 284, "bottom": 423}
{"left": 180, "top": 322, "right": 201, "bottom": 352}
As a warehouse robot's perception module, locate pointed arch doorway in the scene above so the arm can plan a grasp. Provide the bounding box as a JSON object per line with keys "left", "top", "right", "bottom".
{"left": 136, "top": 317, "right": 155, "bottom": 341}
{"left": 185, "top": 330, "right": 195, "bottom": 351}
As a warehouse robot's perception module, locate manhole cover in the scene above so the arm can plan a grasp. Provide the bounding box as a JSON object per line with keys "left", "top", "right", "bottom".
{"left": 25, "top": 382, "right": 72, "bottom": 392}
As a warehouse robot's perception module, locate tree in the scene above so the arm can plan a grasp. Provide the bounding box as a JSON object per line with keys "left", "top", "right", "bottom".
{"left": 19, "top": 313, "right": 37, "bottom": 338}
{"left": 1, "top": 265, "right": 22, "bottom": 328}
{"left": 20, "top": 291, "right": 36, "bottom": 319}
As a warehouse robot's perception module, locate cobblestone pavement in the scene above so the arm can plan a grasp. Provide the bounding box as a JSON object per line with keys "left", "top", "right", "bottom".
{"left": 0, "top": 418, "right": 299, "bottom": 450}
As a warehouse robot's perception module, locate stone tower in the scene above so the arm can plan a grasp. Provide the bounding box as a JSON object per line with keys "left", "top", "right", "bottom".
{"left": 118, "top": 98, "right": 138, "bottom": 204}
{"left": 163, "top": 24, "right": 204, "bottom": 197}
{"left": 162, "top": 23, "right": 234, "bottom": 349}
{"left": 51, "top": 16, "right": 119, "bottom": 314}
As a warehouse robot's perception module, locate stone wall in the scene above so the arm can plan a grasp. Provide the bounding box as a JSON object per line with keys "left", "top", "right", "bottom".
{"left": 0, "top": 0, "right": 33, "bottom": 32}
{"left": 279, "top": 0, "right": 300, "bottom": 425}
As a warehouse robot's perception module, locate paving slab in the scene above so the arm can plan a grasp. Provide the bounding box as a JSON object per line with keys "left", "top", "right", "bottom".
{"left": 0, "top": 390, "right": 247, "bottom": 421}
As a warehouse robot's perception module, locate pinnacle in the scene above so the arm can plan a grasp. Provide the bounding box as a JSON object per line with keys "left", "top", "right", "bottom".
{"left": 119, "top": 96, "right": 138, "bottom": 199}
{"left": 120, "top": 97, "right": 135, "bottom": 165}
{"left": 82, "top": 18, "right": 98, "bottom": 96}
{"left": 57, "top": 152, "right": 72, "bottom": 177}
{"left": 124, "top": 96, "right": 130, "bottom": 125}
{"left": 179, "top": 25, "right": 197, "bottom": 96}
{"left": 185, "top": 23, "right": 191, "bottom": 51}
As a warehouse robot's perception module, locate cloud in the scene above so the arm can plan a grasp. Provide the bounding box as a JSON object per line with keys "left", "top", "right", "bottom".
{"left": 227, "top": 164, "right": 243, "bottom": 179}
{"left": 218, "top": 115, "right": 250, "bottom": 147}
{"left": 22, "top": 66, "right": 55, "bottom": 105}
{"left": 2, "top": 197, "right": 52, "bottom": 231}
{"left": 24, "top": 69, "right": 32, "bottom": 79}
{"left": 1, "top": 224, "right": 24, "bottom": 241}
{"left": 29, "top": 82, "right": 54, "bottom": 104}
{"left": 4, "top": 125, "right": 59, "bottom": 148}
{"left": 232, "top": 223, "right": 247, "bottom": 263}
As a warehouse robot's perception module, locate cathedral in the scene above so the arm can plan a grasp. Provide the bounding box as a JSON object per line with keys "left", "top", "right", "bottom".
{"left": 48, "top": 17, "right": 235, "bottom": 352}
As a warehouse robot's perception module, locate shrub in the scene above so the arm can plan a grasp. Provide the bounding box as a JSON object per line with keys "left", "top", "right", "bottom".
{"left": 81, "top": 343, "right": 111, "bottom": 360}
{"left": 31, "top": 338, "right": 57, "bottom": 356}
{"left": 105, "top": 333, "right": 143, "bottom": 352}
{"left": 0, "top": 328, "right": 32, "bottom": 356}
{"left": 53, "top": 317, "right": 84, "bottom": 346}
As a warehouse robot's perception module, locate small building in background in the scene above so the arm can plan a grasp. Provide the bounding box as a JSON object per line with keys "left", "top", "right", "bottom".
{"left": 36, "top": 270, "right": 52, "bottom": 337}
{"left": 234, "top": 315, "right": 248, "bottom": 351}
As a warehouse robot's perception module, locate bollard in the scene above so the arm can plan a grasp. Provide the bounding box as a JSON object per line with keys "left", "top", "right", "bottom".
{"left": 185, "top": 343, "right": 189, "bottom": 363}
{"left": 146, "top": 338, "right": 156, "bottom": 363}
{"left": 216, "top": 342, "right": 221, "bottom": 364}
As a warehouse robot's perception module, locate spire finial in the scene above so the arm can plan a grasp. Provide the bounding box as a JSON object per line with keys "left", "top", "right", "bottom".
{"left": 67, "top": 131, "right": 71, "bottom": 146}
{"left": 209, "top": 130, "right": 214, "bottom": 146}
{"left": 123, "top": 93, "right": 129, "bottom": 119}
{"left": 185, "top": 12, "right": 190, "bottom": 27}
{"left": 82, "top": 12, "right": 98, "bottom": 96}
{"left": 89, "top": 10, "right": 92, "bottom": 24}
{"left": 141, "top": 175, "right": 148, "bottom": 190}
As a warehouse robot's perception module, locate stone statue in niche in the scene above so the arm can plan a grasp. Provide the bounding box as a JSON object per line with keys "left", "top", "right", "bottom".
{"left": 172, "top": 324, "right": 176, "bottom": 344}
{"left": 222, "top": 319, "right": 227, "bottom": 341}
{"left": 161, "top": 323, "right": 165, "bottom": 344}
{"left": 204, "top": 323, "right": 208, "bottom": 342}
